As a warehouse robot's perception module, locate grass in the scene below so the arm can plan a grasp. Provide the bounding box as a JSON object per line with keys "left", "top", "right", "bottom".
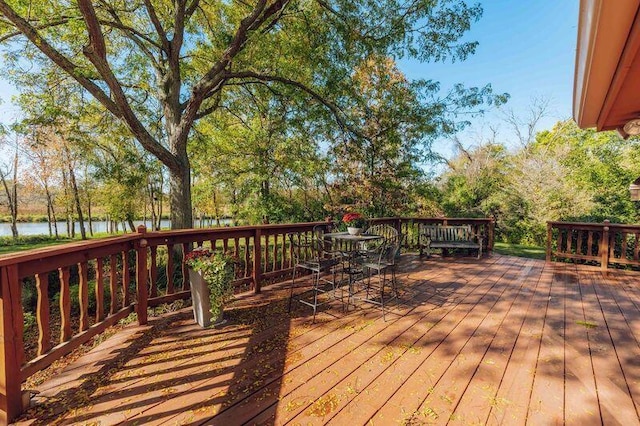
{"left": 0, "top": 232, "right": 134, "bottom": 255}
{"left": 493, "top": 242, "right": 546, "bottom": 260}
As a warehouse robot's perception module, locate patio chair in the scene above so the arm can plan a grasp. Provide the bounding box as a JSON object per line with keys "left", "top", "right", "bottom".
{"left": 364, "top": 224, "right": 401, "bottom": 287}
{"left": 287, "top": 232, "right": 344, "bottom": 322}
{"left": 358, "top": 238, "right": 401, "bottom": 321}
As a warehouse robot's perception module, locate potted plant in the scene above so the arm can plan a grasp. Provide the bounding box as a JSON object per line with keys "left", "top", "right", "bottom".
{"left": 184, "top": 247, "right": 236, "bottom": 327}
{"left": 342, "top": 212, "right": 367, "bottom": 235}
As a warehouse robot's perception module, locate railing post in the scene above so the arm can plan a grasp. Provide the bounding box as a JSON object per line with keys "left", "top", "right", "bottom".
{"left": 546, "top": 222, "right": 552, "bottom": 262}
{"left": 487, "top": 219, "right": 495, "bottom": 253}
{"left": 136, "top": 226, "right": 148, "bottom": 325}
{"left": 601, "top": 220, "right": 610, "bottom": 271}
{"left": 0, "top": 264, "right": 25, "bottom": 423}
{"left": 395, "top": 218, "right": 403, "bottom": 250}
{"left": 253, "top": 227, "right": 262, "bottom": 293}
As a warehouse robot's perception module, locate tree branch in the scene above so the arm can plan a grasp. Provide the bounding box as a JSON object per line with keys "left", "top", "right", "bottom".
{"left": 225, "top": 71, "right": 366, "bottom": 139}
{"left": 143, "top": 0, "right": 170, "bottom": 53}
{"left": 0, "top": 16, "right": 79, "bottom": 43}
{"left": 0, "top": 1, "right": 121, "bottom": 116}
{"left": 75, "top": 0, "right": 180, "bottom": 171}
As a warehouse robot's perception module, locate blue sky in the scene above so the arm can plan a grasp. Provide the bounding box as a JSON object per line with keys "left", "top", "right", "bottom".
{"left": 1, "top": 1, "right": 579, "bottom": 151}
{"left": 400, "top": 0, "right": 579, "bottom": 153}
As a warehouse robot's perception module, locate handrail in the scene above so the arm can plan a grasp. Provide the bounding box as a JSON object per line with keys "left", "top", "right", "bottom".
{"left": 0, "top": 216, "right": 493, "bottom": 422}
{"left": 546, "top": 220, "right": 640, "bottom": 270}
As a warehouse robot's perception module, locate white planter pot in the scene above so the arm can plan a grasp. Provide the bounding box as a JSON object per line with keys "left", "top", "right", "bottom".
{"left": 347, "top": 227, "right": 362, "bottom": 235}
{"left": 188, "top": 269, "right": 225, "bottom": 327}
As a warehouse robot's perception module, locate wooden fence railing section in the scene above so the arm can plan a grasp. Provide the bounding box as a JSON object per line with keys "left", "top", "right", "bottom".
{"left": 547, "top": 220, "right": 640, "bottom": 270}
{"left": 0, "top": 217, "right": 493, "bottom": 422}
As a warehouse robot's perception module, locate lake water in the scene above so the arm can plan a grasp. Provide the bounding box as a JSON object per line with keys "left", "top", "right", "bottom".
{"left": 0, "top": 218, "right": 233, "bottom": 237}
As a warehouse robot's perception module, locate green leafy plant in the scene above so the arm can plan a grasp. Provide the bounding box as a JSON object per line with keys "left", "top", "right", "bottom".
{"left": 184, "top": 247, "right": 236, "bottom": 320}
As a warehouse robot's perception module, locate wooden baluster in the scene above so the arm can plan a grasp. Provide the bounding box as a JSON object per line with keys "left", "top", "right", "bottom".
{"left": 546, "top": 223, "right": 552, "bottom": 262}
{"left": 576, "top": 231, "right": 583, "bottom": 256}
{"left": 95, "top": 258, "right": 104, "bottom": 322}
{"left": 234, "top": 238, "right": 240, "bottom": 259}
{"left": 288, "top": 234, "right": 294, "bottom": 268}
{"left": 149, "top": 246, "right": 158, "bottom": 298}
{"left": 122, "top": 251, "right": 131, "bottom": 307}
{"left": 166, "top": 244, "right": 174, "bottom": 295}
{"left": 635, "top": 232, "right": 640, "bottom": 261}
{"left": 281, "top": 233, "right": 286, "bottom": 270}
{"left": 223, "top": 238, "right": 229, "bottom": 254}
{"left": 210, "top": 239, "right": 217, "bottom": 252}
{"left": 58, "top": 266, "right": 72, "bottom": 342}
{"left": 587, "top": 231, "right": 594, "bottom": 257}
{"left": 488, "top": 219, "right": 495, "bottom": 252}
{"left": 568, "top": 229, "right": 575, "bottom": 256}
{"left": 110, "top": 255, "right": 118, "bottom": 315}
{"left": 272, "top": 234, "right": 278, "bottom": 272}
{"left": 181, "top": 243, "right": 188, "bottom": 291}
{"left": 263, "top": 234, "right": 269, "bottom": 272}
{"left": 556, "top": 227, "right": 564, "bottom": 255}
{"left": 0, "top": 264, "right": 24, "bottom": 423}
{"left": 244, "top": 237, "right": 250, "bottom": 278}
{"left": 78, "top": 262, "right": 89, "bottom": 331}
{"left": 253, "top": 229, "right": 262, "bottom": 293}
{"left": 600, "top": 221, "right": 610, "bottom": 270}
{"left": 35, "top": 272, "right": 51, "bottom": 355}
{"left": 136, "top": 229, "right": 149, "bottom": 325}
{"left": 621, "top": 231, "right": 628, "bottom": 260}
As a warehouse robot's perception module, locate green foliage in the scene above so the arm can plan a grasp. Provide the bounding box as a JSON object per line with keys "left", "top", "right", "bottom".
{"left": 439, "top": 119, "right": 640, "bottom": 246}
{"left": 185, "top": 248, "right": 235, "bottom": 320}
{"left": 0, "top": 0, "right": 507, "bottom": 229}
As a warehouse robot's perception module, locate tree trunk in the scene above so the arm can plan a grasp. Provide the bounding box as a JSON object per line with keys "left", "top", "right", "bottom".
{"left": 46, "top": 202, "right": 52, "bottom": 237}
{"left": 67, "top": 164, "right": 87, "bottom": 240}
{"left": 168, "top": 156, "right": 193, "bottom": 230}
{"left": 127, "top": 216, "right": 136, "bottom": 232}
{"left": 213, "top": 190, "right": 221, "bottom": 226}
{"left": 0, "top": 150, "right": 19, "bottom": 239}
{"left": 86, "top": 193, "right": 93, "bottom": 237}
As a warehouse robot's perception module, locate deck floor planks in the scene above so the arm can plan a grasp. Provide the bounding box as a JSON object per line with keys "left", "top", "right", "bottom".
{"left": 16, "top": 255, "right": 640, "bottom": 426}
{"left": 131, "top": 301, "right": 397, "bottom": 425}
{"left": 447, "top": 259, "right": 544, "bottom": 424}
{"left": 144, "top": 254, "right": 488, "bottom": 425}
{"left": 56, "top": 318, "right": 261, "bottom": 424}
{"left": 362, "top": 257, "right": 527, "bottom": 425}
{"left": 214, "top": 257, "right": 498, "bottom": 425}
{"left": 55, "top": 287, "right": 371, "bottom": 424}
{"left": 597, "top": 268, "right": 640, "bottom": 416}
{"left": 283, "top": 257, "right": 515, "bottom": 425}
{"left": 526, "top": 262, "right": 567, "bottom": 425}
{"left": 561, "top": 265, "right": 600, "bottom": 424}
{"left": 486, "top": 264, "right": 554, "bottom": 425}
{"left": 582, "top": 268, "right": 640, "bottom": 424}
{"left": 407, "top": 258, "right": 534, "bottom": 425}
{"left": 606, "top": 270, "right": 640, "bottom": 345}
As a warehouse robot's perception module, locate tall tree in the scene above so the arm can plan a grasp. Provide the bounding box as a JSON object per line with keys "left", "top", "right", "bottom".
{"left": 0, "top": 0, "right": 502, "bottom": 229}
{"left": 0, "top": 134, "right": 19, "bottom": 238}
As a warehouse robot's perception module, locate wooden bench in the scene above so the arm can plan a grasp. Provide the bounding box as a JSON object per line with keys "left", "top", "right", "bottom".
{"left": 419, "top": 225, "right": 483, "bottom": 259}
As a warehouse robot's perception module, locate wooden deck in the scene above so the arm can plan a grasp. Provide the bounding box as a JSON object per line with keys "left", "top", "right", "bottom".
{"left": 16, "top": 254, "right": 640, "bottom": 425}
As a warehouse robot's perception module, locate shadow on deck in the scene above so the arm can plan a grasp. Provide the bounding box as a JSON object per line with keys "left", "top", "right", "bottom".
{"left": 15, "top": 253, "right": 640, "bottom": 425}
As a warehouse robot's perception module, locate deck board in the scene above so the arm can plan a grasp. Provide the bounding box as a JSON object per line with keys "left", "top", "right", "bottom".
{"left": 15, "top": 254, "right": 640, "bottom": 426}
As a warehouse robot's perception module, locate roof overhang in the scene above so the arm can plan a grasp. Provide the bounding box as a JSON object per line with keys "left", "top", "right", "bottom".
{"left": 573, "top": 0, "right": 640, "bottom": 136}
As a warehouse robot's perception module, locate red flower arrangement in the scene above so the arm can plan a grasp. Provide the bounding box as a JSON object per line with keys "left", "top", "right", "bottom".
{"left": 342, "top": 212, "right": 366, "bottom": 228}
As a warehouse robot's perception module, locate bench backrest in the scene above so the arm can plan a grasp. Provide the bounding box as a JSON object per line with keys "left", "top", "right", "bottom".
{"left": 421, "top": 225, "right": 473, "bottom": 241}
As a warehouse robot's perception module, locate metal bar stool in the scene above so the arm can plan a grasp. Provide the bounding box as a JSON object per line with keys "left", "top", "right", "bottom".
{"left": 287, "top": 232, "right": 343, "bottom": 322}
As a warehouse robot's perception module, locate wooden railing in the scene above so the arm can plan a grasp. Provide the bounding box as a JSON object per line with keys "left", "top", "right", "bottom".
{"left": 370, "top": 217, "right": 494, "bottom": 253}
{"left": 0, "top": 217, "right": 493, "bottom": 422}
{"left": 546, "top": 220, "right": 640, "bottom": 270}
